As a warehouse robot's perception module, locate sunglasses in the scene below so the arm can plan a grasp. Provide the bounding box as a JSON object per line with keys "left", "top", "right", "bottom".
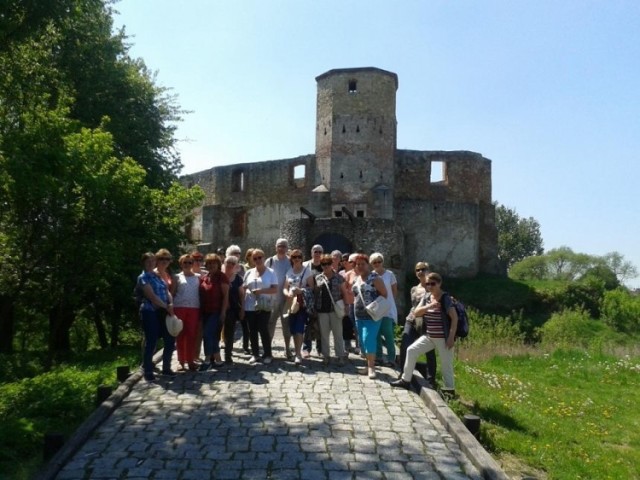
{"left": 253, "top": 256, "right": 263, "bottom": 260}
{"left": 182, "top": 261, "right": 193, "bottom": 265}
{"left": 157, "top": 257, "right": 171, "bottom": 261}
{"left": 415, "top": 268, "right": 428, "bottom": 273}
{"left": 425, "top": 281, "right": 437, "bottom": 286}
{"left": 312, "top": 251, "right": 322, "bottom": 254}
{"left": 371, "top": 261, "right": 382, "bottom": 265}
{"left": 291, "top": 255, "right": 302, "bottom": 259}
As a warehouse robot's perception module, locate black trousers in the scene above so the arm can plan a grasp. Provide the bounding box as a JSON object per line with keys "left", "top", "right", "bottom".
{"left": 246, "top": 310, "right": 272, "bottom": 358}
{"left": 224, "top": 309, "right": 249, "bottom": 360}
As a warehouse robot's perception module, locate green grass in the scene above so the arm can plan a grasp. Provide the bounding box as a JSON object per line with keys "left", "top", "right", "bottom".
{"left": 0, "top": 347, "right": 140, "bottom": 480}
{"left": 453, "top": 347, "right": 640, "bottom": 479}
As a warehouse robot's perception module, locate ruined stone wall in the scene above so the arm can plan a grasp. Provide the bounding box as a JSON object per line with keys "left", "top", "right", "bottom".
{"left": 396, "top": 200, "right": 481, "bottom": 277}
{"left": 395, "top": 150, "right": 492, "bottom": 203}
{"left": 185, "top": 154, "right": 316, "bottom": 244}
{"left": 184, "top": 154, "right": 316, "bottom": 207}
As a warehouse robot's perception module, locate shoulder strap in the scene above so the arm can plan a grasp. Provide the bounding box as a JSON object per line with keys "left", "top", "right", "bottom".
{"left": 321, "top": 274, "right": 338, "bottom": 308}
{"left": 356, "top": 279, "right": 366, "bottom": 305}
{"left": 299, "top": 266, "right": 308, "bottom": 286}
{"left": 439, "top": 292, "right": 453, "bottom": 319}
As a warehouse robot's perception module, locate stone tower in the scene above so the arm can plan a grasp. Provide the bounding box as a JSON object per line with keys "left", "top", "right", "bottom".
{"left": 315, "top": 67, "right": 398, "bottom": 219}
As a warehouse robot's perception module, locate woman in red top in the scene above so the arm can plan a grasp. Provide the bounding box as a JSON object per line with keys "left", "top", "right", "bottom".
{"left": 198, "top": 254, "right": 229, "bottom": 370}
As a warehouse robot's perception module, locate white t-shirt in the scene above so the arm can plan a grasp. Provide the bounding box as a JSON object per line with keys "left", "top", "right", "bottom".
{"left": 172, "top": 272, "right": 200, "bottom": 308}
{"left": 242, "top": 267, "right": 277, "bottom": 312}
{"left": 379, "top": 269, "right": 398, "bottom": 321}
{"left": 285, "top": 265, "right": 313, "bottom": 292}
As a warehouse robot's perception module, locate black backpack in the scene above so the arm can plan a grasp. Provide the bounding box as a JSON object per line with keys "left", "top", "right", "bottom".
{"left": 441, "top": 292, "right": 469, "bottom": 339}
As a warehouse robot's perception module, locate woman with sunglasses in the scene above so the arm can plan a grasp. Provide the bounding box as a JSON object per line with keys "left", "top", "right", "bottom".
{"left": 198, "top": 254, "right": 229, "bottom": 370}
{"left": 154, "top": 248, "right": 174, "bottom": 289}
{"left": 352, "top": 254, "right": 388, "bottom": 379}
{"left": 308, "top": 254, "right": 349, "bottom": 366}
{"left": 283, "top": 249, "right": 312, "bottom": 365}
{"left": 171, "top": 254, "right": 201, "bottom": 371}
{"left": 242, "top": 249, "right": 277, "bottom": 364}
{"left": 399, "top": 262, "right": 438, "bottom": 388}
{"left": 391, "top": 272, "right": 458, "bottom": 391}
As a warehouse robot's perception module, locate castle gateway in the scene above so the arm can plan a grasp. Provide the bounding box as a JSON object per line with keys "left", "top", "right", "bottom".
{"left": 183, "top": 67, "right": 500, "bottom": 278}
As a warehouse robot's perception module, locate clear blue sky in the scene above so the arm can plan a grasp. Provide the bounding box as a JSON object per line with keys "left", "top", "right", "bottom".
{"left": 113, "top": 0, "right": 640, "bottom": 287}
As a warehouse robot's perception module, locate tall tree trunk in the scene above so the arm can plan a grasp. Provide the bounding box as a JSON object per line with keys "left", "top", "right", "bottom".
{"left": 48, "top": 303, "right": 73, "bottom": 354}
{"left": 109, "top": 307, "right": 123, "bottom": 349}
{"left": 0, "top": 295, "right": 15, "bottom": 353}
{"left": 92, "top": 309, "right": 108, "bottom": 349}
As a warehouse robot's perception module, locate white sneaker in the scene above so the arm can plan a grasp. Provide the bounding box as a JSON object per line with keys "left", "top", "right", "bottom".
{"left": 263, "top": 356, "right": 273, "bottom": 365}
{"left": 294, "top": 356, "right": 302, "bottom": 365}
{"left": 249, "top": 356, "right": 260, "bottom": 364}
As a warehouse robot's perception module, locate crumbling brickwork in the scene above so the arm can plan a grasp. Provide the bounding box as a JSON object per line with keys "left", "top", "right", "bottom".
{"left": 182, "top": 67, "right": 500, "bottom": 281}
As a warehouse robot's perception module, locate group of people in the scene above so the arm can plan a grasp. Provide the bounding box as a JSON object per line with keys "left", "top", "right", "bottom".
{"left": 136, "top": 239, "right": 458, "bottom": 390}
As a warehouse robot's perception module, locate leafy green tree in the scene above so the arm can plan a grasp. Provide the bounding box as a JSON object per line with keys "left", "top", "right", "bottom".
{"left": 494, "top": 203, "right": 544, "bottom": 272}
{"left": 509, "top": 255, "right": 548, "bottom": 280}
{"left": 545, "top": 247, "right": 593, "bottom": 281}
{"left": 0, "top": 0, "right": 203, "bottom": 354}
{"left": 602, "top": 251, "right": 638, "bottom": 284}
{"left": 510, "top": 247, "right": 634, "bottom": 288}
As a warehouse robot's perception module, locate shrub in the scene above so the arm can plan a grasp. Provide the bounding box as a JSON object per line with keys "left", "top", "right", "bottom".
{"left": 601, "top": 288, "right": 640, "bottom": 334}
{"left": 561, "top": 278, "right": 607, "bottom": 318}
{"left": 539, "top": 308, "right": 607, "bottom": 349}
{"left": 462, "top": 308, "right": 526, "bottom": 348}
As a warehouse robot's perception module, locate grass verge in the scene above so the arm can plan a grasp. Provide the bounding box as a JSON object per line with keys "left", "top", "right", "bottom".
{"left": 452, "top": 346, "right": 640, "bottom": 479}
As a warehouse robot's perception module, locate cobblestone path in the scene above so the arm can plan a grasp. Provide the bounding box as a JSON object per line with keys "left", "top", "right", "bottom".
{"left": 55, "top": 328, "right": 481, "bottom": 480}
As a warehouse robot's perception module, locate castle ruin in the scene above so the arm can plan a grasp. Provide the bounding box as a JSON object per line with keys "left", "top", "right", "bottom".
{"left": 183, "top": 67, "right": 500, "bottom": 280}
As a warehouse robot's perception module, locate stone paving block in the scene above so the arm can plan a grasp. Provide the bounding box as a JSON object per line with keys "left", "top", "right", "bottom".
{"left": 269, "top": 468, "right": 301, "bottom": 479}
{"left": 182, "top": 468, "right": 213, "bottom": 479}
{"left": 153, "top": 469, "right": 182, "bottom": 478}
{"left": 384, "top": 472, "right": 417, "bottom": 480}
{"left": 328, "top": 471, "right": 355, "bottom": 480}
{"left": 299, "top": 467, "right": 331, "bottom": 480}
{"left": 353, "top": 471, "right": 384, "bottom": 479}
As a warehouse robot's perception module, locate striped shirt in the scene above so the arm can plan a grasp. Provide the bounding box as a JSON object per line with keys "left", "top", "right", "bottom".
{"left": 424, "top": 301, "right": 445, "bottom": 338}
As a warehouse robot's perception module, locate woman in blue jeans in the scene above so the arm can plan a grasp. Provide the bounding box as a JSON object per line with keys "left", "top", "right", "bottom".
{"left": 137, "top": 252, "right": 176, "bottom": 381}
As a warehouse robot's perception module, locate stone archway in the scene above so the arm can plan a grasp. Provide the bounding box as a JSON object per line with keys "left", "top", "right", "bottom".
{"left": 312, "top": 232, "right": 353, "bottom": 255}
